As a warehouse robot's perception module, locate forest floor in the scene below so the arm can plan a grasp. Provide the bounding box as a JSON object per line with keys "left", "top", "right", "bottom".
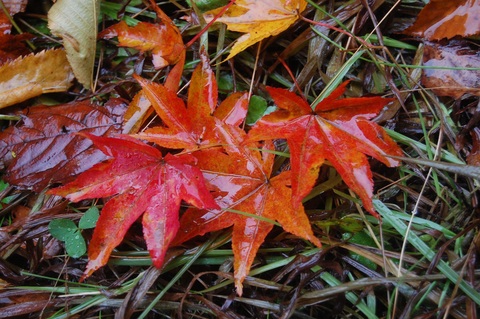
{"left": 0, "top": 0, "right": 479, "bottom": 318}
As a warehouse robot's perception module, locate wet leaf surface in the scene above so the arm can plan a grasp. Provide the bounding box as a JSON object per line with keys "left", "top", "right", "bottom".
{"left": 404, "top": 0, "right": 480, "bottom": 40}
{"left": 245, "top": 81, "right": 403, "bottom": 217}
{"left": 0, "top": 33, "right": 32, "bottom": 66}
{"left": 99, "top": 20, "right": 184, "bottom": 69}
{"left": 205, "top": 0, "right": 307, "bottom": 60}
{"left": 49, "top": 133, "right": 219, "bottom": 279}
{"left": 0, "top": 98, "right": 127, "bottom": 191}
{"left": 422, "top": 41, "right": 480, "bottom": 98}
{"left": 0, "top": 49, "right": 74, "bottom": 108}
{"left": 0, "top": 0, "right": 31, "bottom": 64}
{"left": 173, "top": 126, "right": 321, "bottom": 296}
{"left": 0, "top": 0, "right": 28, "bottom": 35}
{"left": 134, "top": 53, "right": 248, "bottom": 150}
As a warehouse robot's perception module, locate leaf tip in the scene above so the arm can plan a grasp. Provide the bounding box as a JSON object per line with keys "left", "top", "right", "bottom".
{"left": 80, "top": 253, "right": 107, "bottom": 282}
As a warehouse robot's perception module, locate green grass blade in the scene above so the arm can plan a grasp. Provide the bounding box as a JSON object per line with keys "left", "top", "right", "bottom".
{"left": 375, "top": 200, "right": 480, "bottom": 306}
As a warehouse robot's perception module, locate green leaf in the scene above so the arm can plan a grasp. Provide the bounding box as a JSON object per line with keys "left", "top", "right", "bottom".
{"left": 246, "top": 95, "right": 268, "bottom": 125}
{"left": 343, "top": 231, "right": 377, "bottom": 270}
{"left": 79, "top": 207, "right": 99, "bottom": 229}
{"left": 64, "top": 230, "right": 87, "bottom": 258}
{"left": 189, "top": 0, "right": 230, "bottom": 11}
{"left": 49, "top": 219, "right": 78, "bottom": 241}
{"left": 48, "top": 0, "right": 100, "bottom": 89}
{"left": 0, "top": 180, "right": 8, "bottom": 192}
{"left": 218, "top": 73, "right": 234, "bottom": 93}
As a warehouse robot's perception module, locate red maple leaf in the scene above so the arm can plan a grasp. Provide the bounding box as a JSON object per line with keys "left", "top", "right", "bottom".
{"left": 48, "top": 133, "right": 219, "bottom": 279}
{"left": 133, "top": 52, "right": 248, "bottom": 150}
{"left": 245, "top": 81, "right": 403, "bottom": 217}
{"left": 173, "top": 124, "right": 322, "bottom": 295}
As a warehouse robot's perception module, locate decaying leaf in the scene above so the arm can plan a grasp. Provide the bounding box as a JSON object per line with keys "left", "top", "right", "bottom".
{"left": 49, "top": 134, "right": 219, "bottom": 279}
{"left": 422, "top": 41, "right": 480, "bottom": 98}
{"left": 0, "top": 49, "right": 74, "bottom": 108}
{"left": 48, "top": 0, "right": 100, "bottom": 89}
{"left": 467, "top": 127, "right": 480, "bottom": 166}
{"left": 246, "top": 81, "right": 403, "bottom": 217}
{"left": 0, "top": 0, "right": 28, "bottom": 34}
{"left": 0, "top": 99, "right": 127, "bottom": 191}
{"left": 404, "top": 0, "right": 480, "bottom": 40}
{"left": 205, "top": 0, "right": 307, "bottom": 60}
{"left": 0, "top": 0, "right": 31, "bottom": 64}
{"left": 0, "top": 33, "right": 32, "bottom": 66}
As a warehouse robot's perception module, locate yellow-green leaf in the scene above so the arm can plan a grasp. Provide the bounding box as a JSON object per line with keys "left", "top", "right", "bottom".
{"left": 48, "top": 0, "right": 99, "bottom": 89}
{"left": 205, "top": 0, "right": 307, "bottom": 60}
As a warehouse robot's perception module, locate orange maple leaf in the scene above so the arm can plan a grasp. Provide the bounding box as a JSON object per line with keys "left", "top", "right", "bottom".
{"left": 173, "top": 125, "right": 321, "bottom": 296}
{"left": 99, "top": 1, "right": 184, "bottom": 70}
{"left": 133, "top": 53, "right": 248, "bottom": 150}
{"left": 245, "top": 81, "right": 403, "bottom": 217}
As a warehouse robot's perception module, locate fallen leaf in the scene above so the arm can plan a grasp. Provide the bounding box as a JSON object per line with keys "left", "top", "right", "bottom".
{"left": 174, "top": 126, "right": 321, "bottom": 295}
{"left": 0, "top": 0, "right": 28, "bottom": 34}
{"left": 0, "top": 33, "right": 32, "bottom": 66}
{"left": 467, "top": 127, "right": 480, "bottom": 166}
{"left": 122, "top": 91, "right": 152, "bottom": 134}
{"left": 49, "top": 133, "right": 219, "bottom": 279}
{"left": 421, "top": 41, "right": 480, "bottom": 98}
{"left": 134, "top": 52, "right": 248, "bottom": 150}
{"left": 48, "top": 0, "right": 100, "bottom": 89}
{"left": 0, "top": 49, "right": 74, "bottom": 108}
{"left": 205, "top": 0, "right": 307, "bottom": 60}
{"left": 99, "top": 20, "right": 184, "bottom": 70}
{"left": 245, "top": 81, "right": 403, "bottom": 217}
{"left": 0, "top": 0, "right": 31, "bottom": 64}
{"left": 0, "top": 99, "right": 127, "bottom": 191}
{"left": 404, "top": 0, "right": 480, "bottom": 40}
{"left": 131, "top": 52, "right": 320, "bottom": 294}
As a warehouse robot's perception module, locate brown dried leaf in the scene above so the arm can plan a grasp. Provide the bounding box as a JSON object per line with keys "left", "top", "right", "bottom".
{"left": 0, "top": 99, "right": 127, "bottom": 191}
{"left": 0, "top": 0, "right": 31, "bottom": 64}
{"left": 0, "top": 33, "right": 32, "bottom": 65}
{"left": 0, "top": 0, "right": 28, "bottom": 34}
{"left": 467, "top": 127, "right": 480, "bottom": 166}
{"left": 0, "top": 49, "right": 74, "bottom": 108}
{"left": 2, "top": 0, "right": 28, "bottom": 16}
{"left": 404, "top": 0, "right": 480, "bottom": 40}
{"left": 422, "top": 41, "right": 480, "bottom": 99}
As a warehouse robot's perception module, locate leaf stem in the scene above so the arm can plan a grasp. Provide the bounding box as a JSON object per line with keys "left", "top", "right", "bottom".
{"left": 185, "top": 0, "right": 236, "bottom": 49}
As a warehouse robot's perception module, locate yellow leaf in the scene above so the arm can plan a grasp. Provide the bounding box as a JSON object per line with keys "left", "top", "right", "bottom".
{"left": 0, "top": 49, "right": 74, "bottom": 109}
{"left": 48, "top": 0, "right": 99, "bottom": 90}
{"left": 205, "top": 0, "right": 307, "bottom": 60}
